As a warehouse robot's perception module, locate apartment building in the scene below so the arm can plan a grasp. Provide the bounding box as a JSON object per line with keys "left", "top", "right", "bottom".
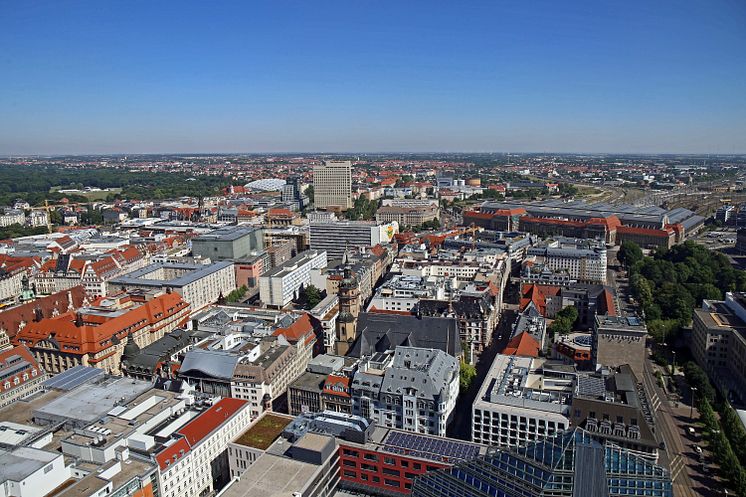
{"left": 0, "top": 209, "right": 25, "bottom": 227}
{"left": 351, "top": 346, "right": 459, "bottom": 437}
{"left": 0, "top": 345, "right": 47, "bottom": 409}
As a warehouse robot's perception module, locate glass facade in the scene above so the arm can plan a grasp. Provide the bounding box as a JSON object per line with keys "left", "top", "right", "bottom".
{"left": 412, "top": 428, "right": 672, "bottom": 497}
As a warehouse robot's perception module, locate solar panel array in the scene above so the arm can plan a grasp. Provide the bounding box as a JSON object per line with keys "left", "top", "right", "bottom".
{"left": 383, "top": 431, "right": 480, "bottom": 463}
{"left": 44, "top": 365, "right": 104, "bottom": 391}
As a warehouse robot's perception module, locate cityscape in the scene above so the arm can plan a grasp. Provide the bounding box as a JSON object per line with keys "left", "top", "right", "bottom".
{"left": 2, "top": 2, "right": 746, "bottom": 497}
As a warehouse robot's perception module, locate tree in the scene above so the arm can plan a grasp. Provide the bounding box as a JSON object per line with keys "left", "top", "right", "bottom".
{"left": 305, "top": 185, "right": 314, "bottom": 204}
{"left": 548, "top": 305, "right": 579, "bottom": 336}
{"left": 683, "top": 361, "right": 715, "bottom": 404}
{"left": 298, "top": 284, "right": 323, "bottom": 309}
{"left": 459, "top": 360, "right": 477, "bottom": 391}
{"left": 618, "top": 241, "right": 643, "bottom": 268}
{"left": 226, "top": 285, "right": 248, "bottom": 303}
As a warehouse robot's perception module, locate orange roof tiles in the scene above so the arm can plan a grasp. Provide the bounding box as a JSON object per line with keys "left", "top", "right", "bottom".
{"left": 273, "top": 313, "right": 315, "bottom": 345}
{"left": 616, "top": 225, "right": 671, "bottom": 237}
{"left": 14, "top": 292, "right": 189, "bottom": 355}
{"left": 0, "top": 286, "right": 87, "bottom": 339}
{"left": 0, "top": 346, "right": 42, "bottom": 394}
{"left": 323, "top": 375, "right": 350, "bottom": 398}
{"left": 502, "top": 332, "right": 540, "bottom": 358}
{"left": 156, "top": 398, "right": 248, "bottom": 470}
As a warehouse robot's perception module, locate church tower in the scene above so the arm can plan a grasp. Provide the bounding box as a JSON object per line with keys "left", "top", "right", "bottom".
{"left": 334, "top": 252, "right": 361, "bottom": 356}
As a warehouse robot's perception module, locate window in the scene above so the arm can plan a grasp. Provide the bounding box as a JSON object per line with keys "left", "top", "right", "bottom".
{"left": 384, "top": 456, "right": 396, "bottom": 465}
{"left": 364, "top": 453, "right": 378, "bottom": 461}
{"left": 343, "top": 470, "right": 357, "bottom": 478}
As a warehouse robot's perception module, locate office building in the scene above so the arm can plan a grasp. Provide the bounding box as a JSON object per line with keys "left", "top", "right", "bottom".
{"left": 692, "top": 292, "right": 746, "bottom": 402}
{"left": 310, "top": 220, "right": 399, "bottom": 260}
{"left": 526, "top": 238, "right": 608, "bottom": 284}
{"left": 592, "top": 315, "right": 647, "bottom": 379}
{"left": 191, "top": 226, "right": 264, "bottom": 260}
{"left": 571, "top": 365, "right": 659, "bottom": 461}
{"left": 376, "top": 204, "right": 439, "bottom": 227}
{"left": 351, "top": 346, "right": 460, "bottom": 437}
{"left": 313, "top": 160, "right": 352, "bottom": 210}
{"left": 222, "top": 414, "right": 341, "bottom": 497}
{"left": 14, "top": 291, "right": 190, "bottom": 374}
{"left": 109, "top": 260, "right": 237, "bottom": 312}
{"left": 179, "top": 312, "right": 316, "bottom": 418}
{"left": 412, "top": 428, "right": 673, "bottom": 497}
{"left": 472, "top": 354, "right": 572, "bottom": 448}
{"left": 259, "top": 249, "right": 327, "bottom": 308}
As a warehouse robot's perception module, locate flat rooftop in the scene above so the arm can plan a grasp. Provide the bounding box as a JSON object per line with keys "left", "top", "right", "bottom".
{"left": 219, "top": 451, "right": 322, "bottom": 497}
{"left": 34, "top": 376, "right": 152, "bottom": 427}
{"left": 264, "top": 250, "right": 324, "bottom": 278}
{"left": 193, "top": 226, "right": 258, "bottom": 242}
{"left": 111, "top": 260, "right": 233, "bottom": 287}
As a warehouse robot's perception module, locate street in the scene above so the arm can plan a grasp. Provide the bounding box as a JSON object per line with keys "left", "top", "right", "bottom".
{"left": 447, "top": 306, "right": 515, "bottom": 441}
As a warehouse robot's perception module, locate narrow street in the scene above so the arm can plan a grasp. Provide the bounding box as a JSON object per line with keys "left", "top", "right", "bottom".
{"left": 447, "top": 307, "right": 516, "bottom": 441}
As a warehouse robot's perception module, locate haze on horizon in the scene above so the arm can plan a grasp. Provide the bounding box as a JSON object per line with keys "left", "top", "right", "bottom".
{"left": 1, "top": 0, "right": 745, "bottom": 156}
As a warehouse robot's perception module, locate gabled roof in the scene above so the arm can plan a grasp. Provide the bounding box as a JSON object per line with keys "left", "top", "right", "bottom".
{"left": 348, "top": 312, "right": 461, "bottom": 358}
{"left": 502, "top": 332, "right": 540, "bottom": 358}
{"left": 273, "top": 313, "right": 315, "bottom": 346}
{"left": 0, "top": 286, "right": 87, "bottom": 339}
{"left": 14, "top": 292, "right": 189, "bottom": 355}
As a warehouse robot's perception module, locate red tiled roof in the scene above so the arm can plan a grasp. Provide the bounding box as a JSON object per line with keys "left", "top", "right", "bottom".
{"left": 0, "top": 346, "right": 43, "bottom": 394}
{"left": 616, "top": 225, "right": 672, "bottom": 237}
{"left": 179, "top": 398, "right": 248, "bottom": 447}
{"left": 602, "top": 289, "right": 617, "bottom": 316}
{"left": 0, "top": 286, "right": 87, "bottom": 339}
{"left": 502, "top": 332, "right": 540, "bottom": 358}
{"left": 323, "top": 375, "right": 351, "bottom": 398}
{"left": 267, "top": 208, "right": 296, "bottom": 218}
{"left": 155, "top": 437, "right": 190, "bottom": 470}
{"left": 369, "top": 244, "right": 386, "bottom": 258}
{"left": 156, "top": 398, "right": 248, "bottom": 470}
{"left": 14, "top": 292, "right": 189, "bottom": 355}
{"left": 519, "top": 284, "right": 561, "bottom": 316}
{"left": 273, "top": 313, "right": 315, "bottom": 345}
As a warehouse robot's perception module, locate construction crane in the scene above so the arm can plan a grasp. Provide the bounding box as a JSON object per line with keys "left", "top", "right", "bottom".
{"left": 44, "top": 200, "right": 52, "bottom": 234}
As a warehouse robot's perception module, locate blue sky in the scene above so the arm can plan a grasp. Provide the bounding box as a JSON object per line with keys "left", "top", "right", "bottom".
{"left": 1, "top": 0, "right": 745, "bottom": 154}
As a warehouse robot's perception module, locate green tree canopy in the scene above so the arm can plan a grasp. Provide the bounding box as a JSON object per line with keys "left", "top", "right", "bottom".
{"left": 618, "top": 241, "right": 643, "bottom": 268}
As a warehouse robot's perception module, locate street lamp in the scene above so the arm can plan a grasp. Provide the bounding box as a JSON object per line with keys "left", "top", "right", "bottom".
{"left": 671, "top": 351, "right": 677, "bottom": 376}
{"left": 690, "top": 386, "right": 698, "bottom": 421}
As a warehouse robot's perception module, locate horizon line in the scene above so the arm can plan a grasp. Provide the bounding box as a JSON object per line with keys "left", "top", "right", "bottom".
{"left": 2, "top": 150, "right": 746, "bottom": 159}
